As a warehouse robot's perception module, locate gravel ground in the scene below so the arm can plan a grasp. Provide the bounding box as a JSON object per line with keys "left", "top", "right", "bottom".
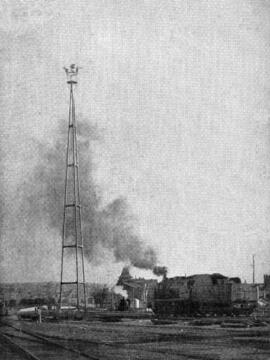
{"left": 10, "top": 317, "right": 270, "bottom": 359}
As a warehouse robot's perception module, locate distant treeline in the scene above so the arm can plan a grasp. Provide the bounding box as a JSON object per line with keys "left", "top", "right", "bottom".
{"left": 3, "top": 297, "right": 56, "bottom": 307}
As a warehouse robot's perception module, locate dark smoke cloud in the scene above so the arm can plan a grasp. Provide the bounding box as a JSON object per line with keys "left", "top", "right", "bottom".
{"left": 100, "top": 199, "right": 157, "bottom": 269}
{"left": 22, "top": 118, "right": 158, "bottom": 270}
{"left": 153, "top": 266, "right": 167, "bottom": 277}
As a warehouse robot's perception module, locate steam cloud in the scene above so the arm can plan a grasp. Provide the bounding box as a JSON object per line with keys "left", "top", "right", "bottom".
{"left": 112, "top": 285, "right": 128, "bottom": 298}
{"left": 23, "top": 119, "right": 158, "bottom": 270}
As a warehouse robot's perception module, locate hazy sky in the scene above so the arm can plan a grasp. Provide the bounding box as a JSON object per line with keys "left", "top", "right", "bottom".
{"left": 1, "top": 0, "right": 270, "bottom": 284}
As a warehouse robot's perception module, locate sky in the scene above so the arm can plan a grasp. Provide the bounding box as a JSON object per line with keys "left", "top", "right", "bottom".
{"left": 0, "top": 0, "right": 270, "bottom": 284}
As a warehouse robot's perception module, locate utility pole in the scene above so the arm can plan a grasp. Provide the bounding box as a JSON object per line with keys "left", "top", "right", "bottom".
{"left": 252, "top": 254, "right": 255, "bottom": 284}
{"left": 59, "top": 64, "right": 87, "bottom": 311}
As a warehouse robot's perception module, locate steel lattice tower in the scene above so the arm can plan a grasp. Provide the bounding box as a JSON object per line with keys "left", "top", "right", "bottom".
{"left": 59, "top": 64, "right": 86, "bottom": 310}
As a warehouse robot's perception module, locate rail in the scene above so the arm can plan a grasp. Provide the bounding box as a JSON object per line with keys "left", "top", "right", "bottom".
{"left": 0, "top": 322, "right": 100, "bottom": 360}
{"left": 0, "top": 331, "right": 41, "bottom": 360}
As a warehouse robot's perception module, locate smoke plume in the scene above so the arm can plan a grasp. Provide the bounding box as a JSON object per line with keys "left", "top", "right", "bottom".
{"left": 23, "top": 119, "right": 158, "bottom": 270}
{"left": 153, "top": 266, "right": 168, "bottom": 277}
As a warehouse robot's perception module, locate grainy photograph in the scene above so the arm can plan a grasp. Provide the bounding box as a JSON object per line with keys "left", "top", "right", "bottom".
{"left": 0, "top": 0, "right": 270, "bottom": 359}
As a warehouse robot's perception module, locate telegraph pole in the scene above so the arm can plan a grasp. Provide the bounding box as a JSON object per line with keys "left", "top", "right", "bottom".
{"left": 59, "top": 64, "right": 87, "bottom": 311}
{"left": 252, "top": 254, "right": 255, "bottom": 284}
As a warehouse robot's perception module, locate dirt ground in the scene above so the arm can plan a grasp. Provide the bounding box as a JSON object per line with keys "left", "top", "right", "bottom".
{"left": 13, "top": 317, "right": 270, "bottom": 359}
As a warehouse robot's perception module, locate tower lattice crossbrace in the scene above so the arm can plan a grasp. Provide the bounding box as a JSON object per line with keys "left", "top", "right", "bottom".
{"left": 59, "top": 64, "right": 86, "bottom": 310}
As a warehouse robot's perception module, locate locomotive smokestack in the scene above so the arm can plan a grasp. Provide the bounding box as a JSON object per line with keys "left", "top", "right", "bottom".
{"left": 153, "top": 266, "right": 167, "bottom": 278}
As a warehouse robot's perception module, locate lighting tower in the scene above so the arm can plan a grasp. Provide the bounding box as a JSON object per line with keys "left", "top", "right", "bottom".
{"left": 59, "top": 64, "right": 86, "bottom": 310}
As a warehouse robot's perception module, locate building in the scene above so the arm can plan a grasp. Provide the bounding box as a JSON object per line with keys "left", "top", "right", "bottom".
{"left": 122, "top": 278, "right": 158, "bottom": 309}
{"left": 231, "top": 283, "right": 264, "bottom": 303}
{"left": 117, "top": 267, "right": 157, "bottom": 309}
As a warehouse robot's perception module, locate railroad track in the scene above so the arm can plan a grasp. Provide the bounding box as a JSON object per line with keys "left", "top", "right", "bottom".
{"left": 0, "top": 323, "right": 100, "bottom": 360}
